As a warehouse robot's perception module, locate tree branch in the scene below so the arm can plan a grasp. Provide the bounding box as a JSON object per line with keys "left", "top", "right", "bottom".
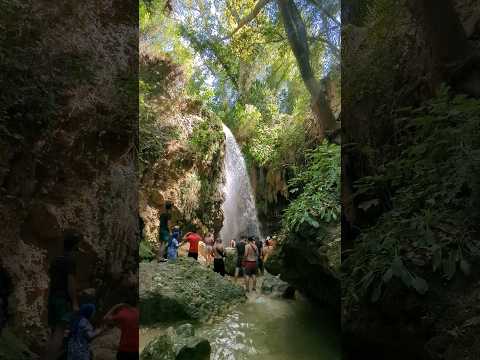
{"left": 306, "top": 0, "right": 341, "bottom": 28}
{"left": 224, "top": 0, "right": 273, "bottom": 39}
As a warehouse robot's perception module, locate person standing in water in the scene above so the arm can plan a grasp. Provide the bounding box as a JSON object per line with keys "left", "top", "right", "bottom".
{"left": 212, "top": 238, "right": 226, "bottom": 276}
{"left": 234, "top": 236, "right": 246, "bottom": 283}
{"left": 44, "top": 230, "right": 82, "bottom": 360}
{"left": 244, "top": 236, "right": 259, "bottom": 292}
{"left": 204, "top": 232, "right": 214, "bottom": 266}
{"left": 157, "top": 202, "right": 172, "bottom": 262}
{"left": 180, "top": 227, "right": 202, "bottom": 260}
{"left": 254, "top": 236, "right": 264, "bottom": 276}
{"left": 262, "top": 237, "right": 274, "bottom": 264}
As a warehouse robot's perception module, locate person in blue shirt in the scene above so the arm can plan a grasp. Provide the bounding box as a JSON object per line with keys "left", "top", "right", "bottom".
{"left": 167, "top": 226, "right": 181, "bottom": 260}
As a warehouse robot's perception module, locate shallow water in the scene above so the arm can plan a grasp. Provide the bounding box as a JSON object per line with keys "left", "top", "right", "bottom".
{"left": 141, "top": 293, "right": 340, "bottom": 360}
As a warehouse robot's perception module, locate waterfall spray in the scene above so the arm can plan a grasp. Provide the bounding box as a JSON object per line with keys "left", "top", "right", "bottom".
{"left": 220, "top": 124, "right": 261, "bottom": 244}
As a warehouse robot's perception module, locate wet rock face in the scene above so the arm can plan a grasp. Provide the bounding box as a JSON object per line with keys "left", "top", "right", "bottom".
{"left": 139, "top": 258, "right": 245, "bottom": 325}
{"left": 260, "top": 273, "right": 294, "bottom": 299}
{"left": 141, "top": 324, "right": 211, "bottom": 360}
{"left": 265, "top": 223, "right": 340, "bottom": 310}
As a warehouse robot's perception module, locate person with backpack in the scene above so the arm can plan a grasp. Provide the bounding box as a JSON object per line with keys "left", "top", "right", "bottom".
{"left": 243, "top": 237, "right": 259, "bottom": 292}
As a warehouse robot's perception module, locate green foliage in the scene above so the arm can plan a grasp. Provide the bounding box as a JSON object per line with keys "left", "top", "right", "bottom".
{"left": 188, "top": 118, "right": 224, "bottom": 163}
{"left": 344, "top": 88, "right": 480, "bottom": 303}
{"left": 140, "top": 239, "right": 155, "bottom": 262}
{"left": 283, "top": 142, "right": 341, "bottom": 232}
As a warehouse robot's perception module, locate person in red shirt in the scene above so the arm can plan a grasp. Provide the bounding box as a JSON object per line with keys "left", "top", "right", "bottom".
{"left": 180, "top": 228, "right": 202, "bottom": 260}
{"left": 103, "top": 293, "right": 139, "bottom": 360}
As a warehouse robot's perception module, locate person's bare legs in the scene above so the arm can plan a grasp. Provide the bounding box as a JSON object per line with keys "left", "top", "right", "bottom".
{"left": 43, "top": 324, "right": 66, "bottom": 360}
{"left": 252, "top": 274, "right": 256, "bottom": 291}
{"left": 244, "top": 275, "right": 250, "bottom": 292}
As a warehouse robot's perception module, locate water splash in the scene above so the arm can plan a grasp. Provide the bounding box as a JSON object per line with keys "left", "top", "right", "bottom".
{"left": 220, "top": 124, "right": 261, "bottom": 243}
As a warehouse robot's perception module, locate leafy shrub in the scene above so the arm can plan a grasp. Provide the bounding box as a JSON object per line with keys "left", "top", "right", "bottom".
{"left": 344, "top": 88, "right": 480, "bottom": 303}
{"left": 188, "top": 118, "right": 223, "bottom": 163}
{"left": 140, "top": 239, "right": 155, "bottom": 262}
{"left": 282, "top": 141, "right": 340, "bottom": 232}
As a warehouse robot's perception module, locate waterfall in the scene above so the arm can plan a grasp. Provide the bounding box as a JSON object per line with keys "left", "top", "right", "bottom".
{"left": 220, "top": 124, "right": 261, "bottom": 244}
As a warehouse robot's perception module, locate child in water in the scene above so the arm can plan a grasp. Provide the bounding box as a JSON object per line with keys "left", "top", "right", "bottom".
{"left": 67, "top": 304, "right": 104, "bottom": 360}
{"left": 167, "top": 226, "right": 181, "bottom": 260}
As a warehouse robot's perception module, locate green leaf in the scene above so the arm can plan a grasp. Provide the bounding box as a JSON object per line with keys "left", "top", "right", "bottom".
{"left": 411, "top": 276, "right": 428, "bottom": 295}
{"left": 460, "top": 259, "right": 471, "bottom": 276}
{"left": 382, "top": 268, "right": 393, "bottom": 283}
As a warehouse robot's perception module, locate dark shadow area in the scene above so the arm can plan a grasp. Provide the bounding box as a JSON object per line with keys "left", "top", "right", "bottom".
{"left": 342, "top": 0, "right": 480, "bottom": 359}
{"left": 0, "top": 1, "right": 139, "bottom": 359}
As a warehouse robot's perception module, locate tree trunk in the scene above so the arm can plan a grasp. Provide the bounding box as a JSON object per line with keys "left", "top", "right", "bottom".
{"left": 277, "top": 0, "right": 336, "bottom": 139}
{"left": 407, "top": 0, "right": 480, "bottom": 96}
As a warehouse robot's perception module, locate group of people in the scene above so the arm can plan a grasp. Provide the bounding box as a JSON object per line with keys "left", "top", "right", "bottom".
{"left": 231, "top": 235, "right": 275, "bottom": 292}
{"left": 44, "top": 232, "right": 139, "bottom": 360}
{"left": 155, "top": 202, "right": 277, "bottom": 292}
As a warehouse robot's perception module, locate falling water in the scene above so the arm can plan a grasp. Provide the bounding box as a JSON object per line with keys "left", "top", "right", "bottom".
{"left": 220, "top": 124, "right": 261, "bottom": 243}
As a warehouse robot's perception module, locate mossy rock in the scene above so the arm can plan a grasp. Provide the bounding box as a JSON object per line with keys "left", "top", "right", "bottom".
{"left": 0, "top": 328, "right": 38, "bottom": 360}
{"left": 140, "top": 257, "right": 245, "bottom": 325}
{"left": 176, "top": 337, "right": 211, "bottom": 360}
{"left": 141, "top": 328, "right": 176, "bottom": 360}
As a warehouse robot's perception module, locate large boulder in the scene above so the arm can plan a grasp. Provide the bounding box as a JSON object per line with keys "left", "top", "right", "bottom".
{"left": 265, "top": 224, "right": 340, "bottom": 310}
{"left": 175, "top": 337, "right": 211, "bottom": 360}
{"left": 140, "top": 257, "right": 245, "bottom": 325}
{"left": 260, "top": 272, "right": 293, "bottom": 298}
{"left": 141, "top": 324, "right": 211, "bottom": 360}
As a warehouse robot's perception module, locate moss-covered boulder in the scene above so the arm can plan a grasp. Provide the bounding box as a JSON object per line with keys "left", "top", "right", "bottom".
{"left": 141, "top": 328, "right": 176, "bottom": 360}
{"left": 261, "top": 272, "right": 292, "bottom": 298}
{"left": 141, "top": 324, "right": 211, "bottom": 360}
{"left": 140, "top": 257, "right": 245, "bottom": 325}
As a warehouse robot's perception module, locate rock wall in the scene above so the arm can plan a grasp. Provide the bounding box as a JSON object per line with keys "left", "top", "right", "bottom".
{"left": 342, "top": 0, "right": 480, "bottom": 358}
{"left": 139, "top": 55, "right": 225, "bottom": 248}
{"left": 0, "top": 0, "right": 138, "bottom": 350}
{"left": 266, "top": 223, "right": 341, "bottom": 311}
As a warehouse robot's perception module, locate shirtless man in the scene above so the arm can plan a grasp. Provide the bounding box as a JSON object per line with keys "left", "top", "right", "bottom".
{"left": 262, "top": 238, "right": 274, "bottom": 264}
{"left": 243, "top": 237, "right": 258, "bottom": 292}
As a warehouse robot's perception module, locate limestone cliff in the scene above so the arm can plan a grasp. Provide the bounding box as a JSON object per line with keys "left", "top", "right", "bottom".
{"left": 139, "top": 54, "right": 225, "bottom": 251}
